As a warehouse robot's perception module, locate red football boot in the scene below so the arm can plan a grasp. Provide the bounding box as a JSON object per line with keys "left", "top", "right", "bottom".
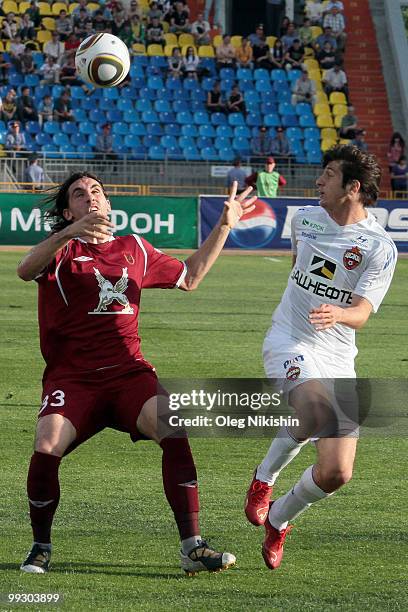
{"left": 244, "top": 470, "right": 273, "bottom": 526}
{"left": 262, "top": 505, "right": 293, "bottom": 570}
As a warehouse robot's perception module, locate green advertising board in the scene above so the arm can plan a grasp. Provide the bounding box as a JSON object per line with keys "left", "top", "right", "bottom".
{"left": 0, "top": 194, "right": 197, "bottom": 248}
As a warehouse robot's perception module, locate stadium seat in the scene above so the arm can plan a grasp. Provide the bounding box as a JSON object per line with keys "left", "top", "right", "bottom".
{"left": 316, "top": 114, "right": 334, "bottom": 128}
{"left": 154, "top": 99, "right": 172, "bottom": 113}
{"left": 107, "top": 110, "right": 122, "bottom": 123}
{"left": 201, "top": 147, "right": 219, "bottom": 161}
{"left": 321, "top": 138, "right": 337, "bottom": 151}
{"left": 313, "top": 102, "right": 331, "bottom": 116}
{"left": 79, "top": 121, "right": 94, "bottom": 135}
{"left": 234, "top": 126, "right": 251, "bottom": 138}
{"left": 211, "top": 112, "right": 227, "bottom": 126}
{"left": 71, "top": 133, "right": 87, "bottom": 147}
{"left": 193, "top": 111, "right": 210, "bottom": 125}
{"left": 159, "top": 111, "right": 176, "bottom": 124}
{"left": 132, "top": 43, "right": 146, "bottom": 56}
{"left": 81, "top": 97, "right": 95, "bottom": 111}
{"left": 190, "top": 100, "right": 206, "bottom": 112}
{"left": 220, "top": 79, "right": 234, "bottom": 93}
{"left": 332, "top": 104, "right": 347, "bottom": 117}
{"left": 199, "top": 124, "right": 216, "bottom": 137}
{"left": 147, "top": 44, "right": 164, "bottom": 57}
{"left": 315, "top": 91, "right": 329, "bottom": 104}
{"left": 255, "top": 80, "right": 272, "bottom": 93}
{"left": 247, "top": 113, "right": 263, "bottom": 127}
{"left": 215, "top": 125, "right": 233, "bottom": 138}
{"left": 282, "top": 114, "right": 299, "bottom": 127}
{"left": 147, "top": 76, "right": 164, "bottom": 90}
{"left": 41, "top": 144, "right": 60, "bottom": 158}
{"left": 219, "top": 148, "right": 235, "bottom": 162}
{"left": 279, "top": 102, "right": 296, "bottom": 115}
{"left": 139, "top": 87, "right": 157, "bottom": 101}
{"left": 304, "top": 127, "right": 321, "bottom": 141}
{"left": 90, "top": 109, "right": 106, "bottom": 123}
{"left": 220, "top": 67, "right": 235, "bottom": 80}
{"left": 286, "top": 127, "right": 303, "bottom": 141}
{"left": 266, "top": 35, "right": 277, "bottom": 48}
{"left": 289, "top": 141, "right": 304, "bottom": 156}
{"left": 24, "top": 74, "right": 40, "bottom": 87}
{"left": 228, "top": 113, "right": 245, "bottom": 126}
{"left": 198, "top": 46, "right": 215, "bottom": 58}
{"left": 181, "top": 124, "right": 198, "bottom": 137}
{"left": 76, "top": 144, "right": 94, "bottom": 159}
{"left": 123, "top": 110, "right": 139, "bottom": 123}
{"left": 43, "top": 121, "right": 60, "bottom": 135}
{"left": 183, "top": 146, "right": 201, "bottom": 160}
{"left": 161, "top": 135, "right": 178, "bottom": 149}
{"left": 237, "top": 68, "right": 253, "bottom": 81}
{"left": 61, "top": 122, "right": 77, "bottom": 135}
{"left": 270, "top": 69, "right": 287, "bottom": 82}
{"left": 197, "top": 136, "right": 213, "bottom": 149}
{"left": 232, "top": 136, "right": 250, "bottom": 153}
{"left": 179, "top": 135, "right": 195, "bottom": 149}
{"left": 261, "top": 101, "right": 278, "bottom": 115}
{"left": 295, "top": 102, "right": 312, "bottom": 116}
{"left": 26, "top": 121, "right": 40, "bottom": 134}
{"left": 287, "top": 69, "right": 302, "bottom": 84}
{"left": 299, "top": 114, "right": 317, "bottom": 127}
{"left": 307, "top": 150, "right": 322, "bottom": 164}
{"left": 146, "top": 123, "right": 164, "bottom": 136}
{"left": 166, "top": 146, "right": 184, "bottom": 160}
{"left": 214, "top": 136, "right": 231, "bottom": 150}
{"left": 164, "top": 123, "right": 181, "bottom": 136}
{"left": 148, "top": 145, "right": 166, "bottom": 160}
{"left": 334, "top": 115, "right": 344, "bottom": 128}
{"left": 254, "top": 68, "right": 269, "bottom": 81}
{"left": 124, "top": 134, "right": 142, "bottom": 148}
{"left": 176, "top": 111, "right": 193, "bottom": 125}
{"left": 244, "top": 90, "right": 260, "bottom": 103}
{"left": 130, "top": 123, "right": 147, "bottom": 136}
{"left": 35, "top": 133, "right": 52, "bottom": 146}
{"left": 329, "top": 92, "right": 347, "bottom": 106}
{"left": 142, "top": 110, "right": 160, "bottom": 123}
{"left": 136, "top": 99, "right": 151, "bottom": 112}
{"left": 112, "top": 122, "right": 129, "bottom": 135}
{"left": 238, "top": 80, "right": 255, "bottom": 92}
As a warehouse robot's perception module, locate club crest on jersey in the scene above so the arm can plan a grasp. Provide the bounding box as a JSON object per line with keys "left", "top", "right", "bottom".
{"left": 88, "top": 267, "right": 134, "bottom": 315}
{"left": 286, "top": 365, "right": 300, "bottom": 381}
{"left": 343, "top": 246, "right": 362, "bottom": 270}
{"left": 124, "top": 252, "right": 135, "bottom": 265}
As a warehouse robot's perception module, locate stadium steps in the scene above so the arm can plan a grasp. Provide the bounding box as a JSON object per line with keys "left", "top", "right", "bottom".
{"left": 343, "top": 0, "right": 393, "bottom": 185}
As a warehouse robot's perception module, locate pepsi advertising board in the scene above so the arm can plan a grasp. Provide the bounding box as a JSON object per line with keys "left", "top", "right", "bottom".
{"left": 199, "top": 197, "right": 408, "bottom": 252}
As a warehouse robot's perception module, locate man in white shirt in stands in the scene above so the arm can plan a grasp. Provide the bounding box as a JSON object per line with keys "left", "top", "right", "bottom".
{"left": 244, "top": 144, "right": 397, "bottom": 570}
{"left": 323, "top": 62, "right": 348, "bottom": 100}
{"left": 43, "top": 31, "right": 65, "bottom": 64}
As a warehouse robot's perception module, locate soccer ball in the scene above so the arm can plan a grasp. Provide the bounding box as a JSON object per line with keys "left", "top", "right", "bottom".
{"left": 75, "top": 33, "right": 130, "bottom": 88}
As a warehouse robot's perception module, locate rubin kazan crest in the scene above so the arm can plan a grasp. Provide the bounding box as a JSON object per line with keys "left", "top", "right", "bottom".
{"left": 89, "top": 267, "right": 134, "bottom": 314}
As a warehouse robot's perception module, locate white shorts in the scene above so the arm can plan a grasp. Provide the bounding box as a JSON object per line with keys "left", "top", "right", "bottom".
{"left": 263, "top": 329, "right": 358, "bottom": 438}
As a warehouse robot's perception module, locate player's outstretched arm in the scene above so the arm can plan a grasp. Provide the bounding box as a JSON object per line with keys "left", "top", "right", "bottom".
{"left": 179, "top": 182, "right": 256, "bottom": 291}
{"left": 308, "top": 295, "right": 373, "bottom": 331}
{"left": 17, "top": 212, "right": 114, "bottom": 281}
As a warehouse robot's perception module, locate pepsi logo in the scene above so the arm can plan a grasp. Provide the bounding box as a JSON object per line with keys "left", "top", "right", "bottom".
{"left": 230, "top": 199, "right": 277, "bottom": 249}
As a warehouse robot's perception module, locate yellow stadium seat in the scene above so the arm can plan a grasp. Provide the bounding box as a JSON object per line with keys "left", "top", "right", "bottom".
{"left": 181, "top": 44, "right": 197, "bottom": 56}
{"left": 317, "top": 114, "right": 334, "bottom": 128}
{"left": 329, "top": 91, "right": 347, "bottom": 105}
{"left": 178, "top": 33, "right": 194, "bottom": 47}
{"left": 313, "top": 79, "right": 323, "bottom": 91}
{"left": 313, "top": 102, "right": 331, "bottom": 116}
{"left": 68, "top": 2, "right": 78, "bottom": 13}
{"left": 321, "top": 127, "right": 337, "bottom": 141}
{"left": 304, "top": 46, "right": 315, "bottom": 58}
{"left": 139, "top": 0, "right": 149, "bottom": 8}
{"left": 304, "top": 58, "right": 319, "bottom": 71}
{"left": 87, "top": 2, "right": 99, "bottom": 10}
{"left": 3, "top": 1, "right": 18, "bottom": 14}
{"left": 38, "top": 1, "right": 52, "bottom": 15}
{"left": 0, "top": 41, "right": 4, "bottom": 52}
{"left": 334, "top": 114, "right": 344, "bottom": 128}
{"left": 315, "top": 91, "right": 329, "bottom": 104}
{"left": 162, "top": 21, "right": 169, "bottom": 33}
{"left": 42, "top": 17, "right": 56, "bottom": 30}
{"left": 266, "top": 35, "right": 277, "bottom": 48}
{"left": 164, "top": 44, "right": 177, "bottom": 57}
{"left": 51, "top": 3, "right": 68, "bottom": 16}
{"left": 147, "top": 44, "right": 164, "bottom": 56}
{"left": 36, "top": 29, "right": 52, "bottom": 43}
{"left": 231, "top": 35, "right": 242, "bottom": 48}
{"left": 308, "top": 69, "right": 322, "bottom": 82}
{"left": 321, "top": 138, "right": 337, "bottom": 152}
{"left": 164, "top": 33, "right": 178, "bottom": 46}
{"left": 19, "top": 0, "right": 31, "bottom": 11}
{"left": 4, "top": 40, "right": 11, "bottom": 50}
{"left": 198, "top": 45, "right": 215, "bottom": 58}
{"left": 310, "top": 26, "right": 323, "bottom": 39}
{"left": 332, "top": 103, "right": 347, "bottom": 117}
{"left": 132, "top": 42, "right": 146, "bottom": 55}
{"left": 339, "top": 138, "right": 351, "bottom": 145}
{"left": 212, "top": 34, "right": 222, "bottom": 47}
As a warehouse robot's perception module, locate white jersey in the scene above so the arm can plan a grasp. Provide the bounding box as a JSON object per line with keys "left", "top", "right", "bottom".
{"left": 268, "top": 206, "right": 397, "bottom": 357}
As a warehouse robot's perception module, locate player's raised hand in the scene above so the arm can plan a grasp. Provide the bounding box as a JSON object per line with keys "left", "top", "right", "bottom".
{"left": 65, "top": 211, "right": 115, "bottom": 240}
{"left": 221, "top": 181, "right": 257, "bottom": 229}
{"left": 309, "top": 303, "right": 344, "bottom": 331}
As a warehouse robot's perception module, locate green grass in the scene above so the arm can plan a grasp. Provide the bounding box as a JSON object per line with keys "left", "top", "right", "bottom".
{"left": 0, "top": 252, "right": 407, "bottom": 611}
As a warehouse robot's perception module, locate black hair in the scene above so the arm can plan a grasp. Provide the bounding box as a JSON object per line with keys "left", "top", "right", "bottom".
{"left": 43, "top": 171, "right": 107, "bottom": 233}
{"left": 323, "top": 145, "right": 381, "bottom": 207}
{"left": 389, "top": 131, "right": 405, "bottom": 147}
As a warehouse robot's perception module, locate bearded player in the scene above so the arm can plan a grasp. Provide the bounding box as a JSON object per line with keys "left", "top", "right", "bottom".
{"left": 18, "top": 173, "right": 255, "bottom": 575}
{"left": 244, "top": 145, "right": 397, "bottom": 569}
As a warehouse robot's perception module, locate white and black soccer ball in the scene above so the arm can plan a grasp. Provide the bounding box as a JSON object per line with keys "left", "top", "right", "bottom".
{"left": 75, "top": 33, "right": 130, "bottom": 88}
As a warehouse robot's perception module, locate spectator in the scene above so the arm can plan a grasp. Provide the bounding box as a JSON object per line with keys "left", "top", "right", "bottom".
{"left": 54, "top": 90, "right": 74, "bottom": 122}
{"left": 299, "top": 17, "right": 314, "bottom": 48}
{"left": 55, "top": 9, "right": 73, "bottom": 41}
{"left": 279, "top": 16, "right": 290, "bottom": 36}
{"left": 227, "top": 84, "right": 245, "bottom": 114}
{"left": 245, "top": 156, "right": 286, "bottom": 197}
{"left": 352, "top": 129, "right": 368, "bottom": 151}
{"left": 271, "top": 126, "right": 291, "bottom": 160}
{"left": 43, "top": 31, "right": 65, "bottom": 63}
{"left": 248, "top": 24, "right": 265, "bottom": 47}
{"left": 17, "top": 86, "right": 38, "bottom": 123}
{"left": 236, "top": 37, "right": 253, "bottom": 68}
{"left": 314, "top": 26, "right": 338, "bottom": 52}
{"left": 6, "top": 120, "right": 26, "bottom": 153}
{"left": 266, "top": 0, "right": 285, "bottom": 37}
{"left": 112, "top": 12, "right": 126, "bottom": 38}
{"left": 2, "top": 13, "right": 18, "bottom": 40}
{"left": 130, "top": 15, "right": 144, "bottom": 43}
{"left": 146, "top": 16, "right": 165, "bottom": 46}
{"left": 227, "top": 158, "right": 247, "bottom": 193}
{"left": 64, "top": 33, "right": 81, "bottom": 59}
{"left": 19, "top": 13, "right": 36, "bottom": 41}
{"left": 339, "top": 106, "right": 359, "bottom": 139}
{"left": 323, "top": 63, "right": 348, "bottom": 100}
{"left": 128, "top": 0, "right": 143, "bottom": 21}
{"left": 74, "top": 8, "right": 90, "bottom": 38}
{"left": 72, "top": 0, "right": 91, "bottom": 19}
{"left": 317, "top": 41, "right": 337, "bottom": 70}
{"left": 147, "top": 2, "right": 163, "bottom": 22}
{"left": 216, "top": 34, "right": 236, "bottom": 69}
{"left": 60, "top": 56, "right": 83, "bottom": 86}
{"left": 27, "top": 0, "right": 42, "bottom": 28}
{"left": 117, "top": 20, "right": 134, "bottom": 46}
{"left": 169, "top": 1, "right": 190, "bottom": 34}
{"left": 40, "top": 56, "right": 61, "bottom": 85}
{"left": 284, "top": 39, "right": 305, "bottom": 70}
{"left": 93, "top": 11, "right": 110, "bottom": 33}
{"left": 25, "top": 154, "right": 48, "bottom": 190}
{"left": 323, "top": 6, "right": 346, "bottom": 51}
{"left": 95, "top": 122, "right": 117, "bottom": 161}
{"left": 206, "top": 80, "right": 226, "bottom": 113}
{"left": 291, "top": 69, "right": 317, "bottom": 105}
{"left": 20, "top": 45, "right": 35, "bottom": 76}
{"left": 326, "top": 1, "right": 344, "bottom": 13}
{"left": 182, "top": 46, "right": 200, "bottom": 79}
{"left": 251, "top": 125, "right": 273, "bottom": 160}
{"left": 9, "top": 35, "right": 26, "bottom": 71}
{"left": 252, "top": 39, "right": 270, "bottom": 70}
{"left": 390, "top": 156, "right": 407, "bottom": 193}
{"left": 168, "top": 47, "right": 183, "bottom": 77}
{"left": 203, "top": 0, "right": 222, "bottom": 28}
{"left": 387, "top": 132, "right": 405, "bottom": 168}
{"left": 305, "top": 0, "right": 324, "bottom": 25}
{"left": 191, "top": 12, "right": 211, "bottom": 46}
{"left": 2, "top": 89, "right": 17, "bottom": 122}
{"left": 0, "top": 52, "right": 11, "bottom": 85}
{"left": 281, "top": 22, "right": 298, "bottom": 52}
{"left": 268, "top": 38, "right": 285, "bottom": 70}
{"left": 38, "top": 94, "right": 54, "bottom": 126}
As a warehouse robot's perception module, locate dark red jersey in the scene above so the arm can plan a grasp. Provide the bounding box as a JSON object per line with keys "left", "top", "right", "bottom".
{"left": 36, "top": 234, "right": 186, "bottom": 378}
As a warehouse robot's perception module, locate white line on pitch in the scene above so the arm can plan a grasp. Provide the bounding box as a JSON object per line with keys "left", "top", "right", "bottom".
{"left": 264, "top": 257, "right": 281, "bottom": 262}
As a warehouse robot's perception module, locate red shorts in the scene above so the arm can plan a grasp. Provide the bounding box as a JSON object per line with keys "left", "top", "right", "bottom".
{"left": 39, "top": 367, "right": 168, "bottom": 453}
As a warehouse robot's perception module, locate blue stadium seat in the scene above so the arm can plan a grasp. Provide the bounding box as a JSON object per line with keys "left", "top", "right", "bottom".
{"left": 147, "top": 75, "right": 164, "bottom": 90}
{"left": 43, "top": 121, "right": 60, "bottom": 135}
{"left": 261, "top": 101, "right": 278, "bottom": 115}
{"left": 24, "top": 74, "right": 39, "bottom": 87}
{"left": 148, "top": 145, "right": 166, "bottom": 160}
{"left": 41, "top": 144, "right": 60, "bottom": 158}
{"left": 0, "top": 120, "right": 6, "bottom": 133}
{"left": 112, "top": 134, "right": 124, "bottom": 148}
{"left": 181, "top": 124, "right": 198, "bottom": 137}
{"left": 120, "top": 87, "right": 135, "bottom": 100}
{"left": 247, "top": 113, "right": 263, "bottom": 127}
{"left": 149, "top": 55, "right": 167, "bottom": 69}
{"left": 159, "top": 111, "right": 175, "bottom": 124}
{"left": 307, "top": 150, "right": 322, "bottom": 164}
{"left": 279, "top": 102, "right": 296, "bottom": 115}
{"left": 211, "top": 112, "right": 227, "bottom": 126}
{"left": 289, "top": 140, "right": 305, "bottom": 155}
{"left": 202, "top": 77, "right": 215, "bottom": 91}
{"left": 32, "top": 52, "right": 44, "bottom": 68}
{"left": 98, "top": 98, "right": 113, "bottom": 111}
{"left": 102, "top": 87, "right": 119, "bottom": 99}
{"left": 304, "top": 138, "right": 321, "bottom": 152}
{"left": 194, "top": 111, "right": 210, "bottom": 125}
{"left": 81, "top": 97, "right": 94, "bottom": 111}
{"left": 287, "top": 69, "right": 302, "bottom": 83}
{"left": 9, "top": 73, "right": 23, "bottom": 87}
{"left": 161, "top": 135, "right": 178, "bottom": 149}
{"left": 237, "top": 80, "right": 254, "bottom": 92}
{"left": 295, "top": 102, "right": 312, "bottom": 116}
{"left": 123, "top": 110, "right": 140, "bottom": 123}
{"left": 59, "top": 144, "right": 77, "bottom": 159}
{"left": 61, "top": 121, "right": 77, "bottom": 135}
{"left": 201, "top": 147, "right": 219, "bottom": 161}
{"left": 154, "top": 99, "right": 172, "bottom": 113}
{"left": 139, "top": 86, "right": 157, "bottom": 100}
{"left": 90, "top": 108, "right": 106, "bottom": 123}
{"left": 197, "top": 136, "right": 213, "bottom": 149}
{"left": 183, "top": 77, "right": 199, "bottom": 91}
{"left": 133, "top": 55, "right": 148, "bottom": 68}
{"left": 304, "top": 127, "right": 320, "bottom": 140}
{"left": 52, "top": 85, "right": 64, "bottom": 98}
{"left": 71, "top": 86, "right": 85, "bottom": 99}
{"left": 299, "top": 114, "right": 316, "bottom": 127}
{"left": 107, "top": 109, "right": 122, "bottom": 122}
{"left": 130, "top": 123, "right": 147, "bottom": 136}
{"left": 125, "top": 134, "right": 142, "bottom": 148}
{"left": 136, "top": 99, "right": 151, "bottom": 112}
{"left": 278, "top": 89, "right": 292, "bottom": 103}
{"left": 166, "top": 77, "right": 182, "bottom": 90}
{"left": 71, "top": 133, "right": 87, "bottom": 147}
{"left": 286, "top": 127, "right": 303, "bottom": 141}
{"left": 218, "top": 148, "right": 235, "bottom": 162}
{"left": 129, "top": 64, "right": 145, "bottom": 78}
{"left": 190, "top": 100, "right": 206, "bottom": 112}
{"left": 35, "top": 133, "right": 52, "bottom": 146}
{"left": 255, "top": 80, "right": 272, "bottom": 92}
{"left": 179, "top": 135, "right": 196, "bottom": 149}
{"left": 34, "top": 85, "right": 51, "bottom": 100}
{"left": 234, "top": 125, "right": 251, "bottom": 138}
{"left": 115, "top": 145, "right": 130, "bottom": 157}
{"left": 173, "top": 87, "right": 190, "bottom": 101}
{"left": 142, "top": 110, "right": 160, "bottom": 123}
{"left": 130, "top": 79, "right": 145, "bottom": 92}
{"left": 117, "top": 98, "right": 133, "bottom": 111}
{"left": 220, "top": 79, "right": 234, "bottom": 93}
{"left": 190, "top": 89, "right": 206, "bottom": 102}
{"left": 200, "top": 58, "right": 216, "bottom": 76}
{"left": 130, "top": 146, "right": 146, "bottom": 160}
{"left": 176, "top": 111, "right": 193, "bottom": 124}
{"left": 236, "top": 67, "right": 253, "bottom": 80}
{"left": 77, "top": 144, "right": 95, "bottom": 158}
{"left": 199, "top": 124, "right": 216, "bottom": 137}
{"left": 173, "top": 100, "right": 189, "bottom": 113}
{"left": 219, "top": 67, "right": 235, "bottom": 80}
{"left": 214, "top": 136, "right": 231, "bottom": 150}
{"left": 228, "top": 113, "right": 245, "bottom": 126}
{"left": 282, "top": 114, "right": 299, "bottom": 127}
{"left": 143, "top": 135, "right": 160, "bottom": 148}
{"left": 53, "top": 133, "right": 70, "bottom": 146}
{"left": 112, "top": 122, "right": 129, "bottom": 135}
{"left": 232, "top": 137, "right": 251, "bottom": 153}
{"left": 254, "top": 68, "right": 269, "bottom": 81}
{"left": 166, "top": 146, "right": 184, "bottom": 160}
{"left": 164, "top": 123, "right": 181, "bottom": 136}
{"left": 26, "top": 121, "right": 40, "bottom": 134}
{"left": 183, "top": 146, "right": 201, "bottom": 161}
{"left": 245, "top": 100, "right": 259, "bottom": 114}
{"left": 79, "top": 121, "right": 94, "bottom": 135}
{"left": 270, "top": 69, "right": 287, "bottom": 82}
{"left": 216, "top": 124, "right": 233, "bottom": 137}
{"left": 146, "top": 123, "right": 164, "bottom": 136}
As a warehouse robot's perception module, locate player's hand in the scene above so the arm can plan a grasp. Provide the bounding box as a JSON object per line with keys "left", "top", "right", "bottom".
{"left": 220, "top": 181, "right": 257, "bottom": 229}
{"left": 308, "top": 303, "right": 344, "bottom": 331}
{"left": 64, "top": 211, "right": 115, "bottom": 240}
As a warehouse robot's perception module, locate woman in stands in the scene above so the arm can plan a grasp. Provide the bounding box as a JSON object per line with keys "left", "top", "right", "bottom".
{"left": 387, "top": 132, "right": 405, "bottom": 171}
{"left": 268, "top": 38, "right": 285, "bottom": 71}
{"left": 183, "top": 46, "right": 200, "bottom": 80}
{"left": 168, "top": 47, "right": 183, "bottom": 78}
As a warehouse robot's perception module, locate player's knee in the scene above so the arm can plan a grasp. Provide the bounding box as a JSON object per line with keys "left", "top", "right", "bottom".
{"left": 319, "top": 466, "right": 353, "bottom": 491}
{"left": 35, "top": 438, "right": 66, "bottom": 457}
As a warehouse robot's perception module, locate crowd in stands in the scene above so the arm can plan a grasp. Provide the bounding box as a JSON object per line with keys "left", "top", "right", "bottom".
{"left": 0, "top": 0, "right": 404, "bottom": 191}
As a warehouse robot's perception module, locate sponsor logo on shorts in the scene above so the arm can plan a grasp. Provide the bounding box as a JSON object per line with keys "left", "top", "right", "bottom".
{"left": 309, "top": 255, "right": 337, "bottom": 280}
{"left": 290, "top": 268, "right": 353, "bottom": 304}
{"left": 343, "top": 246, "right": 362, "bottom": 270}
{"left": 286, "top": 365, "right": 301, "bottom": 381}
{"left": 283, "top": 355, "right": 304, "bottom": 369}
{"left": 301, "top": 231, "right": 317, "bottom": 240}
{"left": 301, "top": 218, "right": 326, "bottom": 233}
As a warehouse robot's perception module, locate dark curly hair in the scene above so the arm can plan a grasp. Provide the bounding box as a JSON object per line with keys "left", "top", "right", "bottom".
{"left": 323, "top": 145, "right": 381, "bottom": 207}
{"left": 43, "top": 171, "right": 108, "bottom": 233}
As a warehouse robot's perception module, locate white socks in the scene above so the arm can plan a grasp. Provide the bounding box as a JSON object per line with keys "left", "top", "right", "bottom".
{"left": 256, "top": 427, "right": 308, "bottom": 485}
{"left": 268, "top": 465, "right": 333, "bottom": 531}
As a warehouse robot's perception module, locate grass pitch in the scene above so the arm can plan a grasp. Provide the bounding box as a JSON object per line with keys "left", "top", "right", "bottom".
{"left": 0, "top": 252, "right": 407, "bottom": 611}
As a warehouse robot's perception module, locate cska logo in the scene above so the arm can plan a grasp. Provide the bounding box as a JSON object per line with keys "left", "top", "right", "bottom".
{"left": 343, "top": 246, "right": 362, "bottom": 270}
